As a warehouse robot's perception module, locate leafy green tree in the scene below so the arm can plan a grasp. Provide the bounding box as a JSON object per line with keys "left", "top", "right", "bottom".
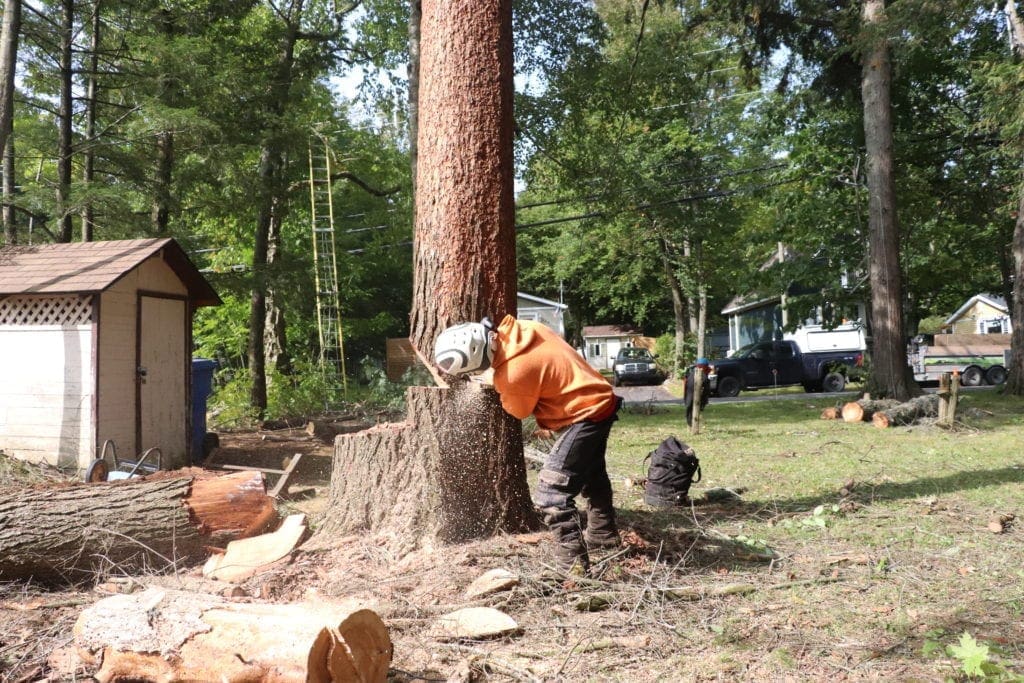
{"left": 517, "top": 0, "right": 762, "bottom": 373}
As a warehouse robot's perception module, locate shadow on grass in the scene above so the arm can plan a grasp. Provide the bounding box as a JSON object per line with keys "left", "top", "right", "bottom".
{"left": 748, "top": 463, "right": 1024, "bottom": 515}
{"left": 614, "top": 463, "right": 1023, "bottom": 569}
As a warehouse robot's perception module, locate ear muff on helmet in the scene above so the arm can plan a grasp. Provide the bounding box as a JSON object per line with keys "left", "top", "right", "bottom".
{"left": 434, "top": 322, "right": 495, "bottom": 375}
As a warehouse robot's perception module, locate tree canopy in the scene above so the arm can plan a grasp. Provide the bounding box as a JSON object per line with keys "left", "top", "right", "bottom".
{"left": 2, "top": 0, "right": 1023, "bottom": 411}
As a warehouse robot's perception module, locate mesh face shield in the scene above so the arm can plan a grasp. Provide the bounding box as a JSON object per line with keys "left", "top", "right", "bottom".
{"left": 434, "top": 322, "right": 493, "bottom": 375}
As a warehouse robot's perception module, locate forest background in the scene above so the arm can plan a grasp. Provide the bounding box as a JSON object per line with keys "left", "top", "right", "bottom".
{"left": 1, "top": 0, "right": 1023, "bottom": 420}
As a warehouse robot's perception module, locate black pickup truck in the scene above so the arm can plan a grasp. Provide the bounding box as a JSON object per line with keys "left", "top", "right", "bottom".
{"left": 709, "top": 340, "right": 863, "bottom": 397}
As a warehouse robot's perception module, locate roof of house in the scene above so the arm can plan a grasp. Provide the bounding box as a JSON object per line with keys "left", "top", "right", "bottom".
{"left": 944, "top": 293, "right": 1008, "bottom": 326}
{"left": 582, "top": 324, "right": 641, "bottom": 338}
{"left": 0, "top": 238, "right": 221, "bottom": 306}
{"left": 517, "top": 291, "right": 568, "bottom": 310}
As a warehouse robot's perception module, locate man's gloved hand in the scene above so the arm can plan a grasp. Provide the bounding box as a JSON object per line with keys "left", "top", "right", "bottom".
{"left": 468, "top": 367, "right": 495, "bottom": 387}
{"left": 532, "top": 428, "right": 554, "bottom": 440}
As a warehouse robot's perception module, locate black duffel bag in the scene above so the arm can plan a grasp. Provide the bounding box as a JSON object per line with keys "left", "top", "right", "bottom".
{"left": 644, "top": 436, "right": 701, "bottom": 507}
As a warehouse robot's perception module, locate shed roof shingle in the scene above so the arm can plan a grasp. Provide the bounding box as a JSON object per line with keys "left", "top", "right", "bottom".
{"left": 0, "top": 238, "right": 220, "bottom": 306}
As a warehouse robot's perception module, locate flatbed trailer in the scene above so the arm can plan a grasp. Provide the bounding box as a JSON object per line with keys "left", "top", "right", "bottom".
{"left": 909, "top": 333, "right": 1010, "bottom": 386}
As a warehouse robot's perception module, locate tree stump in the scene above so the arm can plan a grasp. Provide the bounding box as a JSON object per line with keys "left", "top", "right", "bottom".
{"left": 872, "top": 394, "right": 940, "bottom": 428}
{"left": 0, "top": 470, "right": 276, "bottom": 583}
{"left": 319, "top": 385, "right": 539, "bottom": 550}
{"left": 821, "top": 406, "right": 840, "bottom": 420}
{"left": 74, "top": 587, "right": 392, "bottom": 683}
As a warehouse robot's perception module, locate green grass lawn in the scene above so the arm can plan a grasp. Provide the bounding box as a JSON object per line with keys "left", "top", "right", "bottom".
{"left": 584, "top": 387, "right": 1024, "bottom": 679}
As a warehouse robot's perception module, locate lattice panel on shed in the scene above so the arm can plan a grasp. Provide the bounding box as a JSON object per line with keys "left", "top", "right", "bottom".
{"left": 0, "top": 295, "right": 93, "bottom": 326}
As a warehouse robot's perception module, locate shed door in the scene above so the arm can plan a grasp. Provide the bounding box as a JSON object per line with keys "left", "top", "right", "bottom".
{"left": 137, "top": 294, "right": 187, "bottom": 466}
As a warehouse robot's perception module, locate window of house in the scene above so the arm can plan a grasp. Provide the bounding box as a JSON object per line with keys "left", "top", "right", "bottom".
{"left": 979, "top": 317, "right": 1007, "bottom": 334}
{"left": 590, "top": 343, "right": 602, "bottom": 358}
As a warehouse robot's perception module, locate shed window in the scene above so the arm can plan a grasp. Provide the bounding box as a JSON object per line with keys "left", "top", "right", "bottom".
{"left": 0, "top": 295, "right": 93, "bottom": 326}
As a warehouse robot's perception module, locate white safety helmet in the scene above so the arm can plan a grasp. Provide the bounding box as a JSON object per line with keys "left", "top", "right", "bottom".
{"left": 434, "top": 319, "right": 495, "bottom": 375}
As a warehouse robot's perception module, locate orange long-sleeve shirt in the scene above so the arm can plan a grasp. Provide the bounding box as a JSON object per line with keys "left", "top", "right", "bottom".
{"left": 490, "top": 315, "right": 616, "bottom": 431}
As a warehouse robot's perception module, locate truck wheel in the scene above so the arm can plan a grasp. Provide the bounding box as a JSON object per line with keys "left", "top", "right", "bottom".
{"left": 822, "top": 372, "right": 846, "bottom": 393}
{"left": 960, "top": 365, "right": 983, "bottom": 387}
{"left": 717, "top": 376, "right": 741, "bottom": 398}
{"left": 612, "top": 374, "right": 621, "bottom": 387}
{"left": 984, "top": 365, "right": 1007, "bottom": 385}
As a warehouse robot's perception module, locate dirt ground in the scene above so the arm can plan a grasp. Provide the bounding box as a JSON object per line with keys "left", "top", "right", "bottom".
{"left": 2, "top": 420, "right": 1021, "bottom": 682}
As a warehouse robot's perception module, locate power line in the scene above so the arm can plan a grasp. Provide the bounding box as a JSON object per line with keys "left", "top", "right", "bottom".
{"left": 516, "top": 162, "right": 788, "bottom": 211}
{"left": 347, "top": 177, "right": 800, "bottom": 253}
{"left": 516, "top": 178, "right": 797, "bottom": 230}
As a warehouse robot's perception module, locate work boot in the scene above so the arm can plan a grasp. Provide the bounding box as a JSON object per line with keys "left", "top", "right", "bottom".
{"left": 551, "top": 537, "right": 590, "bottom": 576}
{"left": 583, "top": 506, "right": 620, "bottom": 549}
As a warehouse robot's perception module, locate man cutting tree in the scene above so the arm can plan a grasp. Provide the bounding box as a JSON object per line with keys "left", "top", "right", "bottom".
{"left": 435, "top": 314, "right": 622, "bottom": 574}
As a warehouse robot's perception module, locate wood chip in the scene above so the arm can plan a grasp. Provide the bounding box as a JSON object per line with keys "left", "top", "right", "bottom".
{"left": 203, "top": 514, "right": 307, "bottom": 583}
{"left": 430, "top": 607, "right": 519, "bottom": 641}
{"left": 464, "top": 568, "right": 519, "bottom": 599}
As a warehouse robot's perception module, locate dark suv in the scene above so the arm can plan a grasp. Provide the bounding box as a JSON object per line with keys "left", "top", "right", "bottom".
{"left": 612, "top": 348, "right": 664, "bottom": 387}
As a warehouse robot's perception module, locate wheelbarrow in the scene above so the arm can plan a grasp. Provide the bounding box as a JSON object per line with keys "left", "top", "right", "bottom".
{"left": 84, "top": 440, "right": 163, "bottom": 482}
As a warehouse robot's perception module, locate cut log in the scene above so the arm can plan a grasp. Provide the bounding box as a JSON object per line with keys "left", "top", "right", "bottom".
{"left": 305, "top": 420, "right": 339, "bottom": 443}
{"left": 74, "top": 587, "right": 392, "bottom": 683}
{"left": 0, "top": 470, "right": 277, "bottom": 583}
{"left": 841, "top": 398, "right": 900, "bottom": 423}
{"left": 319, "top": 386, "right": 540, "bottom": 551}
{"left": 821, "top": 406, "right": 840, "bottom": 420}
{"left": 872, "top": 394, "right": 940, "bottom": 428}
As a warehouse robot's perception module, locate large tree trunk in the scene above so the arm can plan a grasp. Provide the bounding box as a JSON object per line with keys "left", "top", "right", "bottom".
{"left": 871, "top": 394, "right": 939, "bottom": 428}
{"left": 407, "top": 0, "right": 421, "bottom": 197}
{"left": 321, "top": 386, "right": 537, "bottom": 550}
{"left": 841, "top": 397, "right": 900, "bottom": 422}
{"left": 56, "top": 0, "right": 74, "bottom": 242}
{"left": 860, "top": 0, "right": 919, "bottom": 401}
{"left": 0, "top": 0, "right": 20, "bottom": 245}
{"left": 1004, "top": 0, "right": 1024, "bottom": 396}
{"left": 659, "top": 238, "right": 687, "bottom": 378}
{"left": 74, "top": 588, "right": 391, "bottom": 683}
{"left": 1006, "top": 184, "right": 1024, "bottom": 394}
{"left": 322, "top": 0, "right": 538, "bottom": 543}
{"left": 248, "top": 11, "right": 300, "bottom": 415}
{"left": 81, "top": 0, "right": 100, "bottom": 241}
{"left": 2, "top": 124, "right": 15, "bottom": 244}
{"left": 0, "top": 470, "right": 276, "bottom": 583}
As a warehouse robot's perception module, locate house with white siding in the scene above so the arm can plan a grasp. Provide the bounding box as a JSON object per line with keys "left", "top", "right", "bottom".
{"left": 0, "top": 238, "right": 220, "bottom": 472}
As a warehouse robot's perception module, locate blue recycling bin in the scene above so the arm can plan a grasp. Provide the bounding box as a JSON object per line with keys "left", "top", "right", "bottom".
{"left": 191, "top": 358, "right": 218, "bottom": 463}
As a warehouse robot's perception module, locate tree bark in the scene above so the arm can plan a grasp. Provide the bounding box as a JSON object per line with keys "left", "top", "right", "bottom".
{"left": 1004, "top": 0, "right": 1024, "bottom": 395}
{"left": 409, "top": 0, "right": 517, "bottom": 348}
{"left": 660, "top": 244, "right": 687, "bottom": 378}
{"left": 0, "top": 0, "right": 20, "bottom": 245}
{"left": 860, "top": 0, "right": 919, "bottom": 401}
{"left": 1007, "top": 182, "right": 1024, "bottom": 394}
{"left": 74, "top": 588, "right": 391, "bottom": 683}
{"left": 690, "top": 280, "right": 707, "bottom": 435}
{"left": 320, "top": 386, "right": 538, "bottom": 550}
{"left": 248, "top": 5, "right": 301, "bottom": 414}
{"left": 56, "top": 0, "right": 74, "bottom": 242}
{"left": 0, "top": 470, "right": 276, "bottom": 583}
{"left": 841, "top": 397, "right": 899, "bottom": 422}
{"left": 81, "top": 0, "right": 100, "bottom": 241}
{"left": 408, "top": 0, "right": 421, "bottom": 197}
{"left": 390, "top": 0, "right": 536, "bottom": 537}
{"left": 871, "top": 394, "right": 939, "bottom": 428}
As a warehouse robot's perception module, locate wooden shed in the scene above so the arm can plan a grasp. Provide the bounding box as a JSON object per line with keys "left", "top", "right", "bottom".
{"left": 0, "top": 238, "right": 220, "bottom": 472}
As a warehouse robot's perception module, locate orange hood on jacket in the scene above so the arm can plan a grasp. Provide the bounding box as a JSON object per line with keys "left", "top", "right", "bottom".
{"left": 490, "top": 314, "right": 616, "bottom": 431}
